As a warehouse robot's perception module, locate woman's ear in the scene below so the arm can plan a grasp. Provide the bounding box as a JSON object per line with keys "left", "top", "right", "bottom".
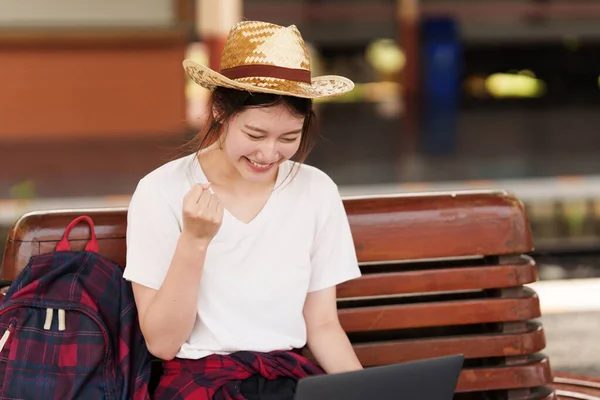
{"left": 212, "top": 105, "right": 223, "bottom": 122}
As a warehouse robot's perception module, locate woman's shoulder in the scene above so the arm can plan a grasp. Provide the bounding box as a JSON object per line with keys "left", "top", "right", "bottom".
{"left": 281, "top": 162, "right": 341, "bottom": 204}
{"left": 131, "top": 153, "right": 198, "bottom": 206}
{"left": 284, "top": 162, "right": 338, "bottom": 191}
{"left": 138, "top": 153, "right": 197, "bottom": 187}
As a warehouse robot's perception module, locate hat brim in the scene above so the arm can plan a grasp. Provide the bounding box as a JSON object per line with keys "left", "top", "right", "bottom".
{"left": 183, "top": 60, "right": 354, "bottom": 99}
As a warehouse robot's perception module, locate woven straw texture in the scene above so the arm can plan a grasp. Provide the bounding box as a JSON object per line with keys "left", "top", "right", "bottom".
{"left": 183, "top": 21, "right": 354, "bottom": 99}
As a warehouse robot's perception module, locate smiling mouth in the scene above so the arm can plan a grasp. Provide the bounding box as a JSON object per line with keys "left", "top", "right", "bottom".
{"left": 244, "top": 157, "right": 276, "bottom": 171}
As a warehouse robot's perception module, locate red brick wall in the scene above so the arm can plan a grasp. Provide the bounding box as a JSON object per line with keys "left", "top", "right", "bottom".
{"left": 0, "top": 43, "right": 187, "bottom": 140}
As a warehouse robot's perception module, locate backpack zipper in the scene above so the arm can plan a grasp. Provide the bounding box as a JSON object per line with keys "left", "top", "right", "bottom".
{"left": 42, "top": 308, "right": 66, "bottom": 331}
{"left": 43, "top": 308, "right": 53, "bottom": 330}
{"left": 0, "top": 323, "right": 13, "bottom": 352}
{"left": 57, "top": 309, "right": 66, "bottom": 331}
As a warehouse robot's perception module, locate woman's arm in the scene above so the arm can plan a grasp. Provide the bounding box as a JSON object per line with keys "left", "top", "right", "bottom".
{"left": 303, "top": 286, "right": 363, "bottom": 374}
{"left": 132, "top": 233, "right": 208, "bottom": 360}
{"left": 131, "top": 183, "right": 223, "bottom": 360}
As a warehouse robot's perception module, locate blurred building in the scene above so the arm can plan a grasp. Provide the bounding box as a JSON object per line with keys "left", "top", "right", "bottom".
{"left": 1, "top": 0, "right": 600, "bottom": 202}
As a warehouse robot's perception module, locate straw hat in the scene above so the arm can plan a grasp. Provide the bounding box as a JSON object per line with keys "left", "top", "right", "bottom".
{"left": 182, "top": 21, "right": 354, "bottom": 99}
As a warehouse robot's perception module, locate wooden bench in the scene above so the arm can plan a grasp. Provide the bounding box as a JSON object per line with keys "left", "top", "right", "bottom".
{"left": 1, "top": 190, "right": 598, "bottom": 399}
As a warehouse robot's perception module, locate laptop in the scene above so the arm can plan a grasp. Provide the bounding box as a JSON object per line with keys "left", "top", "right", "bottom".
{"left": 295, "top": 354, "right": 464, "bottom": 400}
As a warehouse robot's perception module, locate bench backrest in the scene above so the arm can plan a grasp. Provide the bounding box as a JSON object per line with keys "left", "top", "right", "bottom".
{"left": 2, "top": 190, "right": 532, "bottom": 276}
{"left": 1, "top": 190, "right": 556, "bottom": 399}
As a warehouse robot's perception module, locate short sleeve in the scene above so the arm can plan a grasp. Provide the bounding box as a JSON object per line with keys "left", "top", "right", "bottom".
{"left": 308, "top": 182, "right": 361, "bottom": 293}
{"left": 123, "top": 178, "right": 182, "bottom": 290}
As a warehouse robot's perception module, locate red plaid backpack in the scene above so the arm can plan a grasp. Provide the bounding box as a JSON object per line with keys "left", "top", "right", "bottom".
{"left": 0, "top": 215, "right": 151, "bottom": 399}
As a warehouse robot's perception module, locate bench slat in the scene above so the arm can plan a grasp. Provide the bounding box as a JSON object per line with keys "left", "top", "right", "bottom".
{"left": 345, "top": 191, "right": 532, "bottom": 262}
{"left": 2, "top": 191, "right": 532, "bottom": 278}
{"left": 556, "top": 391, "right": 600, "bottom": 400}
{"left": 354, "top": 322, "right": 545, "bottom": 366}
{"left": 459, "top": 386, "right": 556, "bottom": 400}
{"left": 39, "top": 238, "right": 126, "bottom": 268}
{"left": 2, "top": 240, "right": 40, "bottom": 281}
{"left": 339, "top": 292, "right": 540, "bottom": 332}
{"left": 3, "top": 209, "right": 128, "bottom": 279}
{"left": 456, "top": 355, "right": 552, "bottom": 392}
{"left": 338, "top": 258, "right": 537, "bottom": 298}
{"left": 554, "top": 373, "right": 600, "bottom": 399}
{"left": 9, "top": 209, "right": 127, "bottom": 242}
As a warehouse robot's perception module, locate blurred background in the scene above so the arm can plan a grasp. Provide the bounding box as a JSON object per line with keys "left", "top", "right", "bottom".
{"left": 1, "top": 0, "right": 599, "bottom": 374}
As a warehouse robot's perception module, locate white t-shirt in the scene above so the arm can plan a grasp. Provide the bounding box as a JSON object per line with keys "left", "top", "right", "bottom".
{"left": 123, "top": 153, "right": 361, "bottom": 359}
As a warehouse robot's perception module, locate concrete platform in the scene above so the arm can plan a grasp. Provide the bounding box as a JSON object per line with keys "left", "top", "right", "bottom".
{"left": 541, "top": 310, "right": 600, "bottom": 376}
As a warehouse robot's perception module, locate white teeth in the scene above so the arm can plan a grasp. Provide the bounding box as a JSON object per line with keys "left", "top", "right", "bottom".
{"left": 249, "top": 159, "right": 271, "bottom": 169}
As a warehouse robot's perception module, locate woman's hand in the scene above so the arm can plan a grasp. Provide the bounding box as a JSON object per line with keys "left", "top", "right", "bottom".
{"left": 181, "top": 183, "right": 224, "bottom": 247}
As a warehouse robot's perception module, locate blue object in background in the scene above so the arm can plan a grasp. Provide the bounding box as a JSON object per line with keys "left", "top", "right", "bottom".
{"left": 420, "top": 16, "right": 462, "bottom": 156}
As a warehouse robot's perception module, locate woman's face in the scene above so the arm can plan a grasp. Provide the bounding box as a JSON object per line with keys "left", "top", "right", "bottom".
{"left": 220, "top": 104, "right": 304, "bottom": 183}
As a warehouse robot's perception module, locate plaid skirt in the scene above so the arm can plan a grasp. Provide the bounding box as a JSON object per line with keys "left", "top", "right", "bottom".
{"left": 153, "top": 350, "right": 324, "bottom": 400}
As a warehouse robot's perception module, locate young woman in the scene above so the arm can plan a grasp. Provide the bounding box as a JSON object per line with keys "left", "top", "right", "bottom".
{"left": 124, "top": 21, "right": 363, "bottom": 399}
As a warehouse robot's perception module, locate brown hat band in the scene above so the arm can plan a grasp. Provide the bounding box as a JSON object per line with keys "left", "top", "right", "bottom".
{"left": 220, "top": 64, "right": 311, "bottom": 84}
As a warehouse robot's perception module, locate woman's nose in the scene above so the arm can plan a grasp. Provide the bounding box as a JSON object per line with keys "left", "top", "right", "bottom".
{"left": 257, "top": 141, "right": 281, "bottom": 162}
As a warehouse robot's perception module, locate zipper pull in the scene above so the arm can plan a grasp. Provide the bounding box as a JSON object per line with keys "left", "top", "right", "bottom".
{"left": 58, "top": 309, "right": 66, "bottom": 331}
{"left": 0, "top": 324, "right": 13, "bottom": 352}
{"left": 44, "top": 308, "right": 54, "bottom": 330}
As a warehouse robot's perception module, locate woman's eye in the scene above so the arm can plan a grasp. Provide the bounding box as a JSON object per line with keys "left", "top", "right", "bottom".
{"left": 246, "top": 133, "right": 263, "bottom": 140}
{"left": 281, "top": 137, "right": 299, "bottom": 143}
